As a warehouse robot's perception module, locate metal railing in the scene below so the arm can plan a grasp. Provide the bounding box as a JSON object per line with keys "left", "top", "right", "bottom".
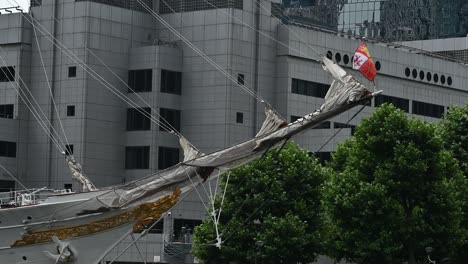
{"left": 0, "top": 187, "right": 73, "bottom": 208}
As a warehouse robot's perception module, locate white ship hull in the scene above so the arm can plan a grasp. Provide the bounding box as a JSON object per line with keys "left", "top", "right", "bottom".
{"left": 0, "top": 222, "right": 133, "bottom": 264}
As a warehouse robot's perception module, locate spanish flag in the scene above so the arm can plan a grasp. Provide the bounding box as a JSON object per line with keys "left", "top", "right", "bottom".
{"left": 353, "top": 43, "right": 377, "bottom": 82}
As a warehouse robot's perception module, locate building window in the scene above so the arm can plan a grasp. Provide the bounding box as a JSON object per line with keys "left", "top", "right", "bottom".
{"left": 68, "top": 66, "right": 77, "bottom": 78}
{"left": 412, "top": 101, "right": 445, "bottom": 118}
{"left": 0, "top": 104, "right": 14, "bottom": 119}
{"left": 0, "top": 180, "right": 15, "bottom": 193}
{"left": 0, "top": 66, "right": 15, "bottom": 82}
{"left": 236, "top": 112, "right": 243, "bottom": 123}
{"left": 237, "top": 74, "right": 245, "bottom": 85}
{"left": 128, "top": 69, "right": 152, "bottom": 93}
{"left": 65, "top": 144, "right": 74, "bottom": 155}
{"left": 291, "top": 78, "right": 330, "bottom": 98}
{"left": 158, "top": 147, "right": 179, "bottom": 170}
{"left": 66, "top": 105, "right": 75, "bottom": 117}
{"left": 375, "top": 95, "right": 409, "bottom": 113}
{"left": 127, "top": 107, "right": 151, "bottom": 131}
{"left": 334, "top": 122, "right": 356, "bottom": 135}
{"left": 161, "top": 69, "right": 182, "bottom": 95}
{"left": 136, "top": 219, "right": 164, "bottom": 234}
{"left": 0, "top": 141, "right": 16, "bottom": 158}
{"left": 125, "top": 146, "right": 150, "bottom": 169}
{"left": 64, "top": 183, "right": 72, "bottom": 190}
{"left": 173, "top": 219, "right": 202, "bottom": 240}
{"left": 159, "top": 108, "right": 180, "bottom": 131}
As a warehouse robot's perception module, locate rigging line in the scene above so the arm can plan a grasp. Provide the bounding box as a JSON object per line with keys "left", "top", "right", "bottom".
{"left": 0, "top": 49, "right": 66, "bottom": 152}
{"left": 31, "top": 17, "right": 72, "bottom": 149}
{"left": 8, "top": 8, "right": 179, "bottom": 135}
{"left": 82, "top": 48, "right": 182, "bottom": 137}
{"left": 130, "top": 233, "right": 147, "bottom": 264}
{"left": 198, "top": 0, "right": 321, "bottom": 62}
{"left": 220, "top": 199, "right": 268, "bottom": 244}
{"left": 0, "top": 162, "right": 30, "bottom": 192}
{"left": 106, "top": 184, "right": 199, "bottom": 264}
{"left": 137, "top": 0, "right": 265, "bottom": 103}
{"left": 150, "top": 0, "right": 289, "bottom": 121}
{"left": 314, "top": 104, "right": 366, "bottom": 154}
{"left": 216, "top": 171, "right": 230, "bottom": 224}
{"left": 207, "top": 169, "right": 222, "bottom": 246}
{"left": 0, "top": 49, "right": 65, "bottom": 151}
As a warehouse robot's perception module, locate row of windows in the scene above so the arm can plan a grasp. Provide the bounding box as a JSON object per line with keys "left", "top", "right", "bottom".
{"left": 0, "top": 105, "right": 13, "bottom": 119}
{"left": 128, "top": 69, "right": 183, "bottom": 94}
{"left": 375, "top": 95, "right": 409, "bottom": 113}
{"left": 0, "top": 141, "right": 16, "bottom": 158}
{"left": 404, "top": 67, "right": 453, "bottom": 86}
{"left": 127, "top": 107, "right": 181, "bottom": 132}
{"left": 291, "top": 78, "right": 446, "bottom": 119}
{"left": 160, "top": 0, "right": 243, "bottom": 14}
{"left": 0, "top": 66, "right": 15, "bottom": 82}
{"left": 291, "top": 78, "right": 330, "bottom": 98}
{"left": 125, "top": 146, "right": 180, "bottom": 170}
{"left": 75, "top": 0, "right": 153, "bottom": 13}
{"left": 412, "top": 100, "right": 445, "bottom": 118}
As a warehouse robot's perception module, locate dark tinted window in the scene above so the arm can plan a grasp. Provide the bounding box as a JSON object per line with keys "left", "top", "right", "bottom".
{"left": 375, "top": 95, "right": 409, "bottom": 113}
{"left": 127, "top": 107, "right": 151, "bottom": 131}
{"left": 160, "top": 108, "right": 180, "bottom": 131}
{"left": 161, "top": 69, "right": 182, "bottom": 95}
{"left": 412, "top": 101, "right": 445, "bottom": 118}
{"left": 67, "top": 105, "right": 75, "bottom": 117}
{"left": 65, "top": 144, "right": 74, "bottom": 155}
{"left": 0, "top": 141, "right": 16, "bottom": 158}
{"left": 125, "top": 146, "right": 150, "bottom": 169}
{"left": 158, "top": 147, "right": 179, "bottom": 170}
{"left": 68, "top": 66, "right": 76, "bottom": 78}
{"left": 237, "top": 74, "right": 245, "bottom": 85}
{"left": 334, "top": 122, "right": 356, "bottom": 135}
{"left": 0, "top": 104, "right": 13, "bottom": 119}
{"left": 128, "top": 69, "right": 152, "bottom": 93}
{"left": 236, "top": 112, "right": 243, "bottom": 123}
{"left": 0, "top": 180, "right": 15, "bottom": 192}
{"left": 291, "top": 78, "right": 330, "bottom": 98}
{"left": 173, "top": 219, "right": 202, "bottom": 240}
{"left": 0, "top": 66, "right": 15, "bottom": 82}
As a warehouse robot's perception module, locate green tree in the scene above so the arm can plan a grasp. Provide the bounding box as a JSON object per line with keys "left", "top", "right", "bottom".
{"left": 439, "top": 103, "right": 468, "bottom": 263}
{"left": 439, "top": 103, "right": 468, "bottom": 177}
{"left": 193, "top": 142, "right": 326, "bottom": 264}
{"left": 322, "top": 104, "right": 465, "bottom": 264}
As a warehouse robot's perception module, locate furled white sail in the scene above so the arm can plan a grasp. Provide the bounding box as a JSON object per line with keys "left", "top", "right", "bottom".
{"left": 65, "top": 155, "right": 97, "bottom": 192}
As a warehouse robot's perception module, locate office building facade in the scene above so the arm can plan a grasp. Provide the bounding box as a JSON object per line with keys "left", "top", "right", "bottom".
{"left": 0, "top": 0, "right": 467, "bottom": 262}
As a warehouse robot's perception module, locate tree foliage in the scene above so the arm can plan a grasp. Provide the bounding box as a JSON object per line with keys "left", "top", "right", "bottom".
{"left": 193, "top": 142, "right": 326, "bottom": 264}
{"left": 438, "top": 103, "right": 468, "bottom": 263}
{"left": 322, "top": 104, "right": 466, "bottom": 264}
{"left": 439, "top": 103, "right": 468, "bottom": 177}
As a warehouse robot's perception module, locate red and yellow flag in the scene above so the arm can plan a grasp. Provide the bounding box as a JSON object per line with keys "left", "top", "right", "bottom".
{"left": 353, "top": 43, "right": 377, "bottom": 82}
